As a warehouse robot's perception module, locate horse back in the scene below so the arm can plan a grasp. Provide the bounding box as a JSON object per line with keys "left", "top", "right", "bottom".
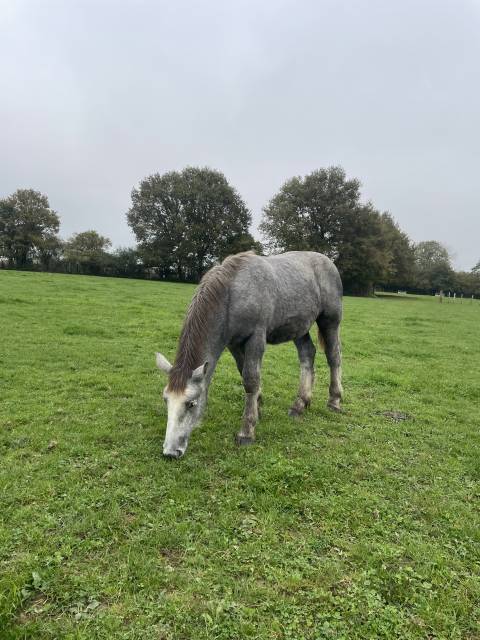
{"left": 226, "top": 251, "right": 342, "bottom": 344}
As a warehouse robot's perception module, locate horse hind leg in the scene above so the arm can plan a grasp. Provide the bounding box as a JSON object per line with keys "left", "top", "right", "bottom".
{"left": 289, "top": 333, "right": 316, "bottom": 417}
{"left": 317, "top": 318, "right": 343, "bottom": 412}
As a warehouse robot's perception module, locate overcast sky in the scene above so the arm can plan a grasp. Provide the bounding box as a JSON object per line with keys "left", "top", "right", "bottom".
{"left": 1, "top": 0, "right": 479, "bottom": 269}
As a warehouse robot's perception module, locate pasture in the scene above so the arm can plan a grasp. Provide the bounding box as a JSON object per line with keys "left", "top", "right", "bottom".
{"left": 1, "top": 270, "right": 479, "bottom": 640}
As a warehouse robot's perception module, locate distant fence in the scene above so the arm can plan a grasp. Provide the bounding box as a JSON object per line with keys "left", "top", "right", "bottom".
{"left": 376, "top": 288, "right": 478, "bottom": 304}
{"left": 436, "top": 292, "right": 477, "bottom": 303}
{"left": 378, "top": 285, "right": 479, "bottom": 299}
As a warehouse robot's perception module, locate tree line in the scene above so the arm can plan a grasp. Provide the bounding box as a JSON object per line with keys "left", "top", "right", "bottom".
{"left": 1, "top": 166, "right": 479, "bottom": 296}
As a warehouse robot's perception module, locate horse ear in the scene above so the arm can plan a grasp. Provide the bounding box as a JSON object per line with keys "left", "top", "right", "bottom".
{"left": 192, "top": 361, "right": 209, "bottom": 382}
{"left": 156, "top": 353, "right": 172, "bottom": 374}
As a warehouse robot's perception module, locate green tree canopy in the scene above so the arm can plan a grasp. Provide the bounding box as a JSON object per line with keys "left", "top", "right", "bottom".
{"left": 378, "top": 213, "right": 416, "bottom": 289}
{"left": 0, "top": 189, "right": 60, "bottom": 268}
{"left": 260, "top": 166, "right": 407, "bottom": 294}
{"left": 334, "top": 203, "right": 393, "bottom": 295}
{"left": 110, "top": 247, "right": 144, "bottom": 278}
{"left": 37, "top": 234, "right": 63, "bottom": 271}
{"left": 127, "top": 167, "right": 257, "bottom": 281}
{"left": 413, "top": 241, "right": 454, "bottom": 291}
{"left": 64, "top": 230, "right": 112, "bottom": 275}
{"left": 260, "top": 167, "right": 361, "bottom": 256}
{"left": 454, "top": 270, "right": 480, "bottom": 296}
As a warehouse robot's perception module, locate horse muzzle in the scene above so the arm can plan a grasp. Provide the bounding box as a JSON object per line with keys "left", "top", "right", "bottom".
{"left": 163, "top": 426, "right": 189, "bottom": 459}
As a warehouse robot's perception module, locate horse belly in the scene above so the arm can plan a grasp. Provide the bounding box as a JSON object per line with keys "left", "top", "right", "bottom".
{"left": 266, "top": 317, "right": 313, "bottom": 344}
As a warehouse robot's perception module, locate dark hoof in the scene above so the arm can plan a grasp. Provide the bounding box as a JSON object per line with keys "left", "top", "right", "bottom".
{"left": 236, "top": 435, "right": 254, "bottom": 446}
{"left": 288, "top": 408, "right": 303, "bottom": 419}
{"left": 163, "top": 449, "right": 183, "bottom": 459}
{"left": 327, "top": 402, "right": 342, "bottom": 413}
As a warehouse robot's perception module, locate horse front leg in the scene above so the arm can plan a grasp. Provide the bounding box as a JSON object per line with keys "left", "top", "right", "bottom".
{"left": 229, "top": 343, "right": 263, "bottom": 417}
{"left": 289, "top": 333, "right": 316, "bottom": 417}
{"left": 228, "top": 344, "right": 244, "bottom": 376}
{"left": 235, "top": 331, "right": 265, "bottom": 446}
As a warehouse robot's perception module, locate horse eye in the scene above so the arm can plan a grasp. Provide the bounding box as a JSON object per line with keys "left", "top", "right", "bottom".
{"left": 187, "top": 400, "right": 197, "bottom": 409}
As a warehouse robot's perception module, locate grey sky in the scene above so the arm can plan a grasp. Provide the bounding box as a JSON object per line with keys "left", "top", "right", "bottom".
{"left": 2, "top": 0, "right": 479, "bottom": 269}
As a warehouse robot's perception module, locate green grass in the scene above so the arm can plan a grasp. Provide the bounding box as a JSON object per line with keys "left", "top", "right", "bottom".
{"left": 1, "top": 271, "right": 479, "bottom": 640}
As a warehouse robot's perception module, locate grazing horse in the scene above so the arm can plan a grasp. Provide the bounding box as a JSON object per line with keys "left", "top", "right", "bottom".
{"left": 156, "top": 251, "right": 343, "bottom": 458}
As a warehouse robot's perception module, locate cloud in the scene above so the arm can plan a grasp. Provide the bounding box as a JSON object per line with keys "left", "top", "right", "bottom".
{"left": 1, "top": 0, "right": 479, "bottom": 268}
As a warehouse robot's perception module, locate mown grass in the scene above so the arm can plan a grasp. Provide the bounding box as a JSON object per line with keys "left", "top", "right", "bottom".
{"left": 0, "top": 270, "right": 479, "bottom": 639}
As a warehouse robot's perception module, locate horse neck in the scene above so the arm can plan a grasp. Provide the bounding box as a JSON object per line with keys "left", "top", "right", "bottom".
{"left": 202, "top": 314, "right": 227, "bottom": 387}
{"left": 172, "top": 303, "right": 227, "bottom": 392}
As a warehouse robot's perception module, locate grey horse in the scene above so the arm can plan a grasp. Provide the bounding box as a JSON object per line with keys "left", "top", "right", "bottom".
{"left": 156, "top": 251, "right": 343, "bottom": 458}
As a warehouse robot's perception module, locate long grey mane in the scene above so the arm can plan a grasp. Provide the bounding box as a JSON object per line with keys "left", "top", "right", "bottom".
{"left": 168, "top": 251, "right": 254, "bottom": 392}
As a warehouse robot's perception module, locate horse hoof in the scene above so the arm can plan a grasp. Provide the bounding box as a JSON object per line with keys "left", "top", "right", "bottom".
{"left": 327, "top": 402, "right": 342, "bottom": 413}
{"left": 236, "top": 435, "right": 254, "bottom": 446}
{"left": 288, "top": 408, "right": 303, "bottom": 418}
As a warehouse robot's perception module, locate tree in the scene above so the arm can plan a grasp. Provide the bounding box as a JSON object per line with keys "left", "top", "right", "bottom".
{"left": 109, "top": 247, "right": 145, "bottom": 278}
{"left": 260, "top": 166, "right": 395, "bottom": 295}
{"left": 335, "top": 204, "right": 394, "bottom": 295}
{"left": 378, "top": 213, "right": 416, "bottom": 289}
{"left": 63, "top": 230, "right": 112, "bottom": 275}
{"left": 413, "top": 241, "right": 454, "bottom": 291}
{"left": 454, "top": 270, "right": 480, "bottom": 296}
{"left": 260, "top": 166, "right": 361, "bottom": 256}
{"left": 472, "top": 260, "right": 480, "bottom": 275}
{"left": 127, "top": 167, "right": 255, "bottom": 281}
{"left": 219, "top": 233, "right": 263, "bottom": 260}
{"left": 0, "top": 189, "right": 60, "bottom": 268}
{"left": 37, "top": 234, "right": 63, "bottom": 271}
{"left": 0, "top": 200, "right": 17, "bottom": 265}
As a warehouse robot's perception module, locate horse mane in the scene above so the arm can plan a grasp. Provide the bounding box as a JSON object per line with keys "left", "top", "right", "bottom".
{"left": 167, "top": 251, "right": 255, "bottom": 392}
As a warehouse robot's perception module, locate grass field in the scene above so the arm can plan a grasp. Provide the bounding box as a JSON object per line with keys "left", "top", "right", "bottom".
{"left": 1, "top": 270, "right": 479, "bottom": 640}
